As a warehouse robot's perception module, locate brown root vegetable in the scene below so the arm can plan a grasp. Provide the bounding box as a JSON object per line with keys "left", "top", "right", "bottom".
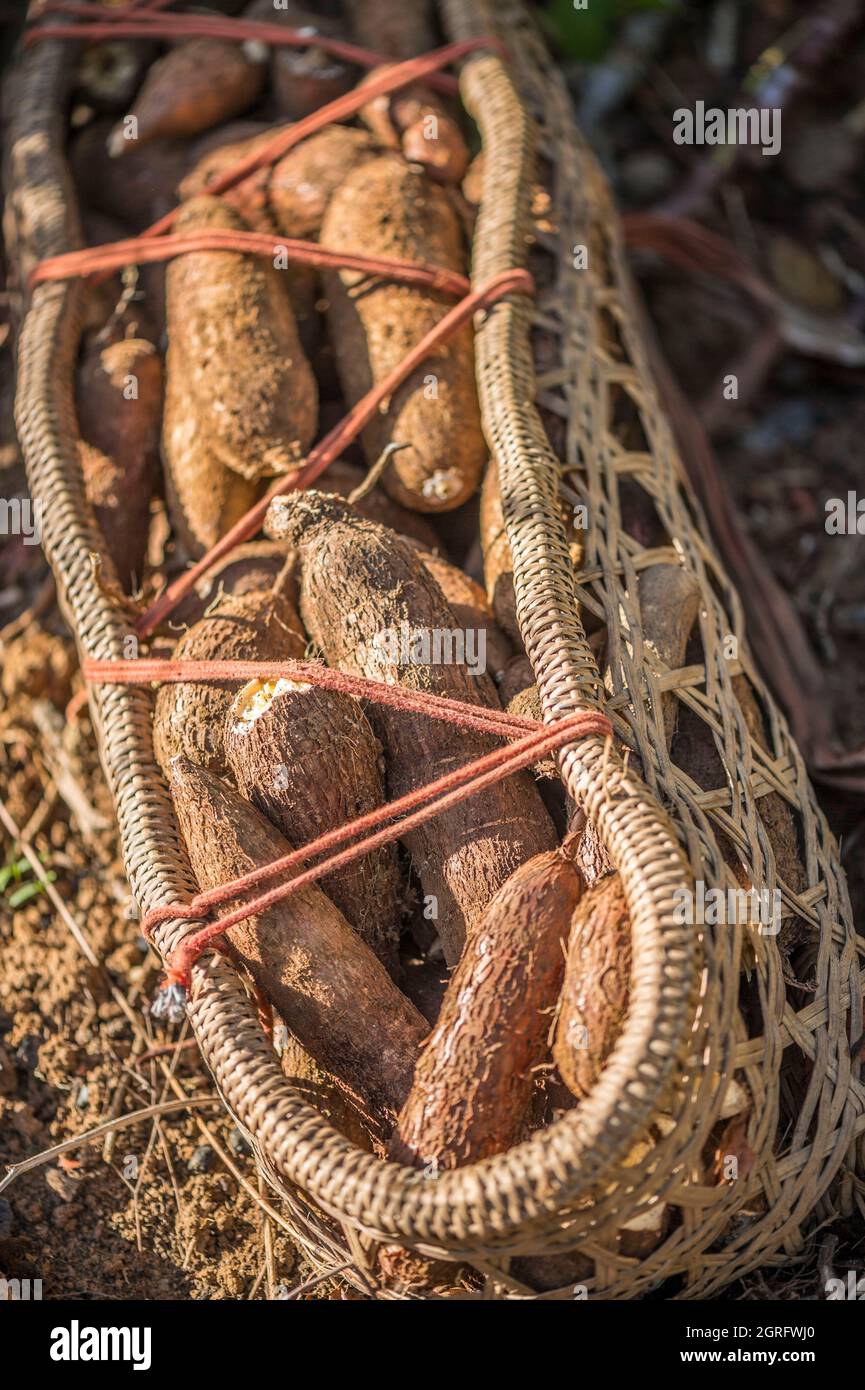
{"left": 552, "top": 872, "right": 631, "bottom": 1102}
{"left": 498, "top": 654, "right": 534, "bottom": 707}
{"left": 278, "top": 1033, "right": 375, "bottom": 1151}
{"left": 75, "top": 334, "right": 163, "bottom": 592}
{"left": 75, "top": 41, "right": 156, "bottom": 113}
{"left": 168, "top": 541, "right": 294, "bottom": 630}
{"left": 70, "top": 120, "right": 189, "bottom": 230}
{"left": 162, "top": 409, "right": 262, "bottom": 559}
{"left": 180, "top": 124, "right": 377, "bottom": 370}
{"left": 358, "top": 67, "right": 469, "bottom": 185}
{"left": 506, "top": 683, "right": 558, "bottom": 780}
{"left": 265, "top": 490, "right": 557, "bottom": 965}
{"left": 633, "top": 564, "right": 701, "bottom": 750}
{"left": 244, "top": 0, "right": 354, "bottom": 118}
{"left": 732, "top": 674, "right": 807, "bottom": 922}
{"left": 164, "top": 195, "right": 317, "bottom": 484}
{"left": 269, "top": 126, "right": 380, "bottom": 240}
{"left": 181, "top": 124, "right": 379, "bottom": 242}
{"left": 390, "top": 849, "right": 582, "bottom": 1169}
{"left": 179, "top": 124, "right": 290, "bottom": 233}
{"left": 320, "top": 154, "right": 485, "bottom": 513}
{"left": 152, "top": 585, "right": 304, "bottom": 777}
{"left": 479, "top": 455, "right": 520, "bottom": 645}
{"left": 169, "top": 758, "right": 428, "bottom": 1127}
{"left": 225, "top": 676, "right": 403, "bottom": 973}
{"left": 462, "top": 152, "right": 484, "bottom": 207}
{"left": 345, "top": 0, "right": 436, "bottom": 59}
{"left": 671, "top": 679, "right": 807, "bottom": 945}
{"left": 401, "top": 109, "right": 469, "bottom": 187}
{"left": 405, "top": 543, "right": 513, "bottom": 682}
{"left": 108, "top": 39, "right": 265, "bottom": 155}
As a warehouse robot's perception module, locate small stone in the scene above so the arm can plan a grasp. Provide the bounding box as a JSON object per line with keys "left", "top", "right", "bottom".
{"left": 45, "top": 1166, "right": 80, "bottom": 1203}
{"left": 74, "top": 1084, "right": 90, "bottom": 1110}
{"left": 14, "top": 1035, "right": 40, "bottom": 1072}
{"left": 227, "top": 1128, "right": 249, "bottom": 1157}
{"left": 188, "top": 1144, "right": 215, "bottom": 1175}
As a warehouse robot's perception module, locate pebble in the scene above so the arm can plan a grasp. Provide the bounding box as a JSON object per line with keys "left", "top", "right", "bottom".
{"left": 188, "top": 1144, "right": 215, "bottom": 1175}
{"left": 45, "top": 1166, "right": 80, "bottom": 1203}
{"left": 227, "top": 1128, "right": 250, "bottom": 1157}
{"left": 14, "top": 1035, "right": 40, "bottom": 1072}
{"left": 74, "top": 1083, "right": 90, "bottom": 1110}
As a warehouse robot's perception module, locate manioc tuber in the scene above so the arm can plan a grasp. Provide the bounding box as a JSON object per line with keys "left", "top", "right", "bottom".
{"left": 265, "top": 491, "right": 557, "bottom": 965}
{"left": 345, "top": 0, "right": 436, "bottom": 60}
{"left": 76, "top": 332, "right": 163, "bottom": 592}
{"left": 163, "top": 195, "right": 317, "bottom": 484}
{"left": 169, "top": 758, "right": 428, "bottom": 1127}
{"left": 320, "top": 154, "right": 485, "bottom": 512}
{"left": 180, "top": 124, "right": 379, "bottom": 242}
{"left": 278, "top": 1033, "right": 376, "bottom": 1151}
{"left": 75, "top": 41, "right": 155, "bottom": 113}
{"left": 390, "top": 849, "right": 582, "bottom": 1169}
{"left": 405, "top": 543, "right": 514, "bottom": 682}
{"left": 244, "top": 0, "right": 354, "bottom": 118}
{"left": 152, "top": 582, "right": 303, "bottom": 777}
{"left": 108, "top": 39, "right": 265, "bottom": 154}
{"left": 161, "top": 406, "right": 262, "bottom": 559}
{"left": 70, "top": 120, "right": 189, "bottom": 230}
{"left": 552, "top": 872, "right": 631, "bottom": 1102}
{"left": 169, "top": 541, "right": 295, "bottom": 630}
{"left": 225, "top": 677, "right": 403, "bottom": 973}
{"left": 497, "top": 654, "right": 534, "bottom": 708}
{"left": 358, "top": 67, "right": 469, "bottom": 185}
{"left": 479, "top": 455, "right": 520, "bottom": 645}
{"left": 628, "top": 563, "right": 701, "bottom": 753}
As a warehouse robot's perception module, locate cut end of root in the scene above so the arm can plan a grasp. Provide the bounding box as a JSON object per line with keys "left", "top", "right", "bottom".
{"left": 232, "top": 676, "right": 313, "bottom": 729}
{"left": 420, "top": 469, "right": 462, "bottom": 503}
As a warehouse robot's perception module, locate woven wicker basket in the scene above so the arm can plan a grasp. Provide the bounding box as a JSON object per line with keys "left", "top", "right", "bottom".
{"left": 7, "top": 0, "right": 864, "bottom": 1299}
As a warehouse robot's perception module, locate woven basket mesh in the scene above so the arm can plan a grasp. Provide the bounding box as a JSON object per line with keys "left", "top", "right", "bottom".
{"left": 5, "top": 0, "right": 864, "bottom": 1299}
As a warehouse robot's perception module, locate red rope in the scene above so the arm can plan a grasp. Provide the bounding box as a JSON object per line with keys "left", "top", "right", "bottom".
{"left": 23, "top": 11, "right": 496, "bottom": 98}
{"left": 142, "top": 709, "right": 612, "bottom": 989}
{"left": 30, "top": 2, "right": 462, "bottom": 86}
{"left": 82, "top": 656, "right": 543, "bottom": 740}
{"left": 30, "top": 231, "right": 470, "bottom": 294}
{"left": 134, "top": 266, "right": 534, "bottom": 638}
{"left": 81, "top": 656, "right": 611, "bottom": 990}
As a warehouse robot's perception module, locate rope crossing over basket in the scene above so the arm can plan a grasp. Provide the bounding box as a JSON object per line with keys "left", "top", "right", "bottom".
{"left": 81, "top": 655, "right": 612, "bottom": 997}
